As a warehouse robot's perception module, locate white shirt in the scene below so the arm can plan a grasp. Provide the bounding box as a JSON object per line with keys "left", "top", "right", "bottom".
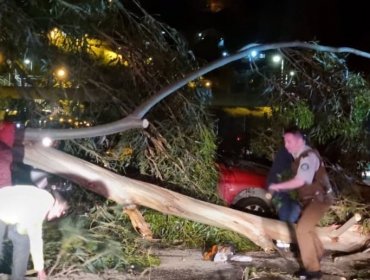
{"left": 0, "top": 185, "right": 54, "bottom": 271}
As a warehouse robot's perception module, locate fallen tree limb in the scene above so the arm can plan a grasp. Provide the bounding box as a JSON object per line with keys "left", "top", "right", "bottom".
{"left": 329, "top": 213, "right": 362, "bottom": 238}
{"left": 334, "top": 248, "right": 370, "bottom": 264}
{"left": 124, "top": 204, "right": 153, "bottom": 239}
{"left": 16, "top": 143, "right": 370, "bottom": 253}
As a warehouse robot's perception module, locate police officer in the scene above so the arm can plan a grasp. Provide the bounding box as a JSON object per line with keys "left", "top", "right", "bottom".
{"left": 269, "top": 127, "right": 333, "bottom": 280}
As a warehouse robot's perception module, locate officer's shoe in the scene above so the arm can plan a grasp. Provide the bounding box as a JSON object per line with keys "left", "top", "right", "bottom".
{"left": 294, "top": 269, "right": 322, "bottom": 280}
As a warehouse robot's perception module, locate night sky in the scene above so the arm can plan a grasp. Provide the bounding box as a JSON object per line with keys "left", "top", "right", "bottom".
{"left": 140, "top": 0, "right": 370, "bottom": 72}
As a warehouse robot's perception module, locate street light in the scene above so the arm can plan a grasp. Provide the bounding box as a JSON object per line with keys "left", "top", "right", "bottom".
{"left": 24, "top": 58, "right": 33, "bottom": 71}
{"left": 250, "top": 50, "right": 258, "bottom": 58}
{"left": 272, "top": 54, "right": 285, "bottom": 84}
{"left": 55, "top": 67, "right": 67, "bottom": 80}
{"left": 272, "top": 54, "right": 282, "bottom": 63}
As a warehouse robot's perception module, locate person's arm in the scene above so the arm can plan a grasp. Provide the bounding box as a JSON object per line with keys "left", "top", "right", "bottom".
{"left": 269, "top": 176, "right": 305, "bottom": 191}
{"left": 270, "top": 152, "right": 319, "bottom": 191}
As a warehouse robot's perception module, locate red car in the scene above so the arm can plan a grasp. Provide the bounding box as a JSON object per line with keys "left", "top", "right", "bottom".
{"left": 217, "top": 160, "right": 273, "bottom": 216}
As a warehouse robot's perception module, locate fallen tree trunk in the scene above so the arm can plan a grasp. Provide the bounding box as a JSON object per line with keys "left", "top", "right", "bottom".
{"left": 15, "top": 143, "right": 370, "bottom": 253}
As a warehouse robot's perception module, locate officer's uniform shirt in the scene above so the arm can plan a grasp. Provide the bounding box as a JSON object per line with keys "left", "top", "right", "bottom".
{"left": 294, "top": 146, "right": 320, "bottom": 185}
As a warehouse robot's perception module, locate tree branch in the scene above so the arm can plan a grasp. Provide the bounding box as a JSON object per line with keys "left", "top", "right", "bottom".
{"left": 15, "top": 143, "right": 369, "bottom": 253}
{"left": 131, "top": 42, "right": 370, "bottom": 118}
{"left": 20, "top": 42, "right": 370, "bottom": 142}
{"left": 19, "top": 117, "right": 148, "bottom": 141}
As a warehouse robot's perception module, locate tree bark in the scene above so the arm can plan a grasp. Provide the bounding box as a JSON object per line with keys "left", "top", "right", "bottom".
{"left": 15, "top": 143, "right": 369, "bottom": 253}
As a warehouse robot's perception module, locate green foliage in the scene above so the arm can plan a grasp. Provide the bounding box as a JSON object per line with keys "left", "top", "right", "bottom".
{"left": 1, "top": 1, "right": 218, "bottom": 195}
{"left": 251, "top": 48, "right": 370, "bottom": 178}
{"left": 43, "top": 204, "right": 258, "bottom": 274}
{"left": 248, "top": 48, "right": 370, "bottom": 232}
{"left": 2, "top": 1, "right": 369, "bottom": 273}
{"left": 44, "top": 204, "right": 160, "bottom": 274}
{"left": 143, "top": 209, "right": 259, "bottom": 252}
{"left": 274, "top": 100, "right": 314, "bottom": 130}
{"left": 321, "top": 202, "right": 370, "bottom": 235}
{"left": 1, "top": 1, "right": 221, "bottom": 273}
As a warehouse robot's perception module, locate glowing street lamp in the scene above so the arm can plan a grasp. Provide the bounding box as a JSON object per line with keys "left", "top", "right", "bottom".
{"left": 204, "top": 80, "right": 212, "bottom": 88}
{"left": 250, "top": 50, "right": 258, "bottom": 58}
{"left": 24, "top": 58, "right": 33, "bottom": 71}
{"left": 55, "top": 67, "right": 67, "bottom": 79}
{"left": 272, "top": 54, "right": 282, "bottom": 64}
{"left": 272, "top": 54, "right": 286, "bottom": 85}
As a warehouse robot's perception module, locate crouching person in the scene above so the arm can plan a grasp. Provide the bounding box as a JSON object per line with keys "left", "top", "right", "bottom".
{"left": 0, "top": 185, "right": 68, "bottom": 280}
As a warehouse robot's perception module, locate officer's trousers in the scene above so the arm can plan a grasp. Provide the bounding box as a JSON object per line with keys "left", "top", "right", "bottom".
{"left": 296, "top": 199, "right": 330, "bottom": 272}
{"left": 0, "top": 220, "right": 30, "bottom": 280}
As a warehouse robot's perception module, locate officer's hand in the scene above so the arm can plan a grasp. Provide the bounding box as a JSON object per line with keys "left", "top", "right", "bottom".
{"left": 37, "top": 269, "right": 47, "bottom": 280}
{"left": 269, "top": 184, "right": 280, "bottom": 192}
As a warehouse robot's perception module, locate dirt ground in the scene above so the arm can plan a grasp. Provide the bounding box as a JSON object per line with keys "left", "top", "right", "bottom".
{"left": 2, "top": 247, "right": 367, "bottom": 280}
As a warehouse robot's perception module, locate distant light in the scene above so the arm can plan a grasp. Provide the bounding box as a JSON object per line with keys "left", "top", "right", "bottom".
{"left": 197, "top": 33, "right": 202, "bottom": 37}
{"left": 161, "top": 31, "right": 165, "bottom": 35}
{"left": 289, "top": 70, "right": 295, "bottom": 76}
{"left": 42, "top": 137, "right": 53, "bottom": 147}
{"left": 250, "top": 50, "right": 258, "bottom": 58}
{"left": 24, "top": 59, "right": 31, "bottom": 65}
{"left": 272, "top": 54, "right": 282, "bottom": 63}
{"left": 16, "top": 123, "right": 21, "bottom": 128}
{"left": 188, "top": 81, "right": 196, "bottom": 88}
{"left": 55, "top": 67, "right": 66, "bottom": 78}
{"left": 204, "top": 81, "right": 212, "bottom": 88}
{"left": 218, "top": 38, "right": 225, "bottom": 48}
{"left": 57, "top": 69, "right": 65, "bottom": 76}
{"left": 222, "top": 51, "right": 229, "bottom": 57}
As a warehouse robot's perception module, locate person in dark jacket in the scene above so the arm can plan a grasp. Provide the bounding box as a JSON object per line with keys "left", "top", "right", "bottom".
{"left": 267, "top": 146, "right": 301, "bottom": 223}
